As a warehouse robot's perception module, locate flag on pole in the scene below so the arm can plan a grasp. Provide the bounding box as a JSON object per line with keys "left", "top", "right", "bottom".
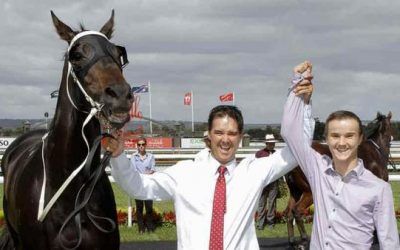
{"left": 219, "top": 92, "right": 234, "bottom": 102}
{"left": 50, "top": 90, "right": 59, "bottom": 98}
{"left": 131, "top": 84, "right": 149, "bottom": 94}
{"left": 184, "top": 92, "right": 192, "bottom": 105}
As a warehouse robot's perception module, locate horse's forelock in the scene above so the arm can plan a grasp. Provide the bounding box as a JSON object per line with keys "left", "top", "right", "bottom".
{"left": 79, "top": 23, "right": 87, "bottom": 32}
{"left": 376, "top": 112, "right": 386, "bottom": 121}
{"left": 365, "top": 119, "right": 381, "bottom": 139}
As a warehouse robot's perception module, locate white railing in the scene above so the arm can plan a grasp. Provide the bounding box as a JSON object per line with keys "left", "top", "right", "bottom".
{"left": 1, "top": 145, "right": 400, "bottom": 228}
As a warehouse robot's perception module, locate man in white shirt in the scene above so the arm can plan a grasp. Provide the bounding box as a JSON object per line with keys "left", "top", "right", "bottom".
{"left": 104, "top": 84, "right": 314, "bottom": 250}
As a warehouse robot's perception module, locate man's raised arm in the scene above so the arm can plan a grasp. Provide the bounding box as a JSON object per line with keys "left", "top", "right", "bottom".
{"left": 281, "top": 61, "right": 318, "bottom": 180}
{"left": 251, "top": 70, "right": 315, "bottom": 185}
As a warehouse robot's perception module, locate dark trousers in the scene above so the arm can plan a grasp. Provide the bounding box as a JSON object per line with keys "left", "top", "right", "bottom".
{"left": 256, "top": 181, "right": 278, "bottom": 229}
{"left": 135, "top": 199, "right": 154, "bottom": 232}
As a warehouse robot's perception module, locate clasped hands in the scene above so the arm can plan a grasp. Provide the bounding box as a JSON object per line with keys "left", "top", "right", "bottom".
{"left": 293, "top": 60, "right": 314, "bottom": 104}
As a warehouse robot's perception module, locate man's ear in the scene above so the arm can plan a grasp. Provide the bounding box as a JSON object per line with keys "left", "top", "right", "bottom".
{"left": 358, "top": 134, "right": 363, "bottom": 146}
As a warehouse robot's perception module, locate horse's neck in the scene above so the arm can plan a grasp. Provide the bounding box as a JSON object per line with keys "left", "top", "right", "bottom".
{"left": 366, "top": 135, "right": 390, "bottom": 169}
{"left": 47, "top": 61, "right": 100, "bottom": 171}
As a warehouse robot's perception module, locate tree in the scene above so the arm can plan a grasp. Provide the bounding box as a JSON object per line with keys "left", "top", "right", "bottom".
{"left": 246, "top": 128, "right": 265, "bottom": 140}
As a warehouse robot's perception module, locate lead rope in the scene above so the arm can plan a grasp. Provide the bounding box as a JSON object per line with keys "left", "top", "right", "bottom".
{"left": 57, "top": 134, "right": 115, "bottom": 250}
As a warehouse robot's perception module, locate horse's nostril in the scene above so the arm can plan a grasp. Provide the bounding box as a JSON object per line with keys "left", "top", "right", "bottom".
{"left": 105, "top": 87, "right": 118, "bottom": 98}
{"left": 127, "top": 92, "right": 133, "bottom": 101}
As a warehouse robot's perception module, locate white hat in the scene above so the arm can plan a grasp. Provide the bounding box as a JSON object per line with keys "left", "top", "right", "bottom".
{"left": 265, "top": 134, "right": 279, "bottom": 142}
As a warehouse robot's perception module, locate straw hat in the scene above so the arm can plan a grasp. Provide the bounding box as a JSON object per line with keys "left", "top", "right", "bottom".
{"left": 265, "top": 134, "right": 279, "bottom": 142}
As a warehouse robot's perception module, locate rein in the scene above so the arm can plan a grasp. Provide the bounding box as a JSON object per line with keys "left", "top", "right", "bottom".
{"left": 57, "top": 133, "right": 116, "bottom": 250}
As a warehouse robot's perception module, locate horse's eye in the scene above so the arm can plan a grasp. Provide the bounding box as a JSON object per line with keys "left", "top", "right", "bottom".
{"left": 70, "top": 51, "right": 83, "bottom": 61}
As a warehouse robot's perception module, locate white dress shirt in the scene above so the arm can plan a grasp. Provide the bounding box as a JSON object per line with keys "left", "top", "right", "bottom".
{"left": 111, "top": 108, "right": 314, "bottom": 250}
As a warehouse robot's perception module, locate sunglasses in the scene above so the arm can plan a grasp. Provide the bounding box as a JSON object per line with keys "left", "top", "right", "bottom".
{"left": 137, "top": 143, "right": 146, "bottom": 146}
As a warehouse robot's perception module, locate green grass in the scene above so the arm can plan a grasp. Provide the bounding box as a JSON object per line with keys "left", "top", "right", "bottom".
{"left": 1, "top": 181, "right": 399, "bottom": 241}
{"left": 115, "top": 181, "right": 400, "bottom": 241}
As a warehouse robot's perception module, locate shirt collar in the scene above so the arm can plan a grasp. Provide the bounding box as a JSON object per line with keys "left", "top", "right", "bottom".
{"left": 134, "top": 152, "right": 148, "bottom": 160}
{"left": 350, "top": 159, "right": 365, "bottom": 178}
{"left": 323, "top": 156, "right": 365, "bottom": 179}
{"left": 209, "top": 153, "right": 236, "bottom": 175}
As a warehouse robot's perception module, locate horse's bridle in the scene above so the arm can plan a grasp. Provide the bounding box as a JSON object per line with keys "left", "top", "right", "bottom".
{"left": 66, "top": 31, "right": 129, "bottom": 113}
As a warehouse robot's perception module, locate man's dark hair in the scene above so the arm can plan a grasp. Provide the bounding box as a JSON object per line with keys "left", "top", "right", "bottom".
{"left": 208, "top": 105, "right": 244, "bottom": 133}
{"left": 324, "top": 110, "right": 363, "bottom": 136}
{"left": 137, "top": 137, "right": 147, "bottom": 145}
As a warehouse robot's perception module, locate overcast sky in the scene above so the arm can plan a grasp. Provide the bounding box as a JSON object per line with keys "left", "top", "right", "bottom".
{"left": 1, "top": 0, "right": 399, "bottom": 124}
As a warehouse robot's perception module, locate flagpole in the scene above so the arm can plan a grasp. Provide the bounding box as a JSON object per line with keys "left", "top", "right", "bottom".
{"left": 148, "top": 81, "right": 153, "bottom": 135}
{"left": 191, "top": 90, "right": 194, "bottom": 133}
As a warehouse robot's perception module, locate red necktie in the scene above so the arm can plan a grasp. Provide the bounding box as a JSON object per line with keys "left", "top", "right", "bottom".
{"left": 209, "top": 166, "right": 227, "bottom": 250}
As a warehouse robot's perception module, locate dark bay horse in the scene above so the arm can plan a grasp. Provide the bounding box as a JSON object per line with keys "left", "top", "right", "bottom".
{"left": 0, "top": 11, "right": 133, "bottom": 250}
{"left": 284, "top": 111, "right": 393, "bottom": 249}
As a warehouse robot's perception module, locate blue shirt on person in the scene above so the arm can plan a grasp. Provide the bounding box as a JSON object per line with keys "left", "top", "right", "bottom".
{"left": 130, "top": 152, "right": 156, "bottom": 174}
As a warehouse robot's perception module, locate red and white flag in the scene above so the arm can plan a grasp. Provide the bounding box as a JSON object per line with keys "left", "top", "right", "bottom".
{"left": 184, "top": 92, "right": 192, "bottom": 105}
{"left": 219, "top": 92, "right": 234, "bottom": 102}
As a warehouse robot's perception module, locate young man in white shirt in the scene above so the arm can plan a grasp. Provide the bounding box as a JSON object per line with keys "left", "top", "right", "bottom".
{"left": 281, "top": 61, "right": 399, "bottom": 249}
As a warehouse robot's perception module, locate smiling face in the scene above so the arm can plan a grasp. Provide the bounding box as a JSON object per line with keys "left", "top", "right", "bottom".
{"left": 208, "top": 115, "right": 243, "bottom": 165}
{"left": 265, "top": 142, "right": 275, "bottom": 151}
{"left": 326, "top": 118, "right": 363, "bottom": 169}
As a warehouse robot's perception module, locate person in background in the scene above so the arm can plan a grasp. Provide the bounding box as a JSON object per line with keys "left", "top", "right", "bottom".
{"left": 195, "top": 131, "right": 211, "bottom": 162}
{"left": 281, "top": 61, "right": 399, "bottom": 249}
{"left": 104, "top": 83, "right": 314, "bottom": 249}
{"left": 255, "top": 134, "right": 279, "bottom": 230}
{"left": 130, "top": 137, "right": 156, "bottom": 233}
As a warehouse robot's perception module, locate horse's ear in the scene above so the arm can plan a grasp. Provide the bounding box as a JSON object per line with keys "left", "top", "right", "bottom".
{"left": 388, "top": 111, "right": 392, "bottom": 120}
{"left": 51, "top": 11, "right": 76, "bottom": 43}
{"left": 100, "top": 9, "right": 114, "bottom": 39}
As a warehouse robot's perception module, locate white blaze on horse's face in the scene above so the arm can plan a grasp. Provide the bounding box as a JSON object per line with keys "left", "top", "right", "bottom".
{"left": 208, "top": 115, "right": 242, "bottom": 165}
{"left": 326, "top": 118, "right": 363, "bottom": 170}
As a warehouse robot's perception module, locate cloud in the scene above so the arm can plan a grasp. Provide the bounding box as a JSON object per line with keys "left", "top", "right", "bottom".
{"left": 0, "top": 0, "right": 398, "bottom": 124}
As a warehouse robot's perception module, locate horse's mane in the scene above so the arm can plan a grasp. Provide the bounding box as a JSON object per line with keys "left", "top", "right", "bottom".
{"left": 364, "top": 112, "right": 386, "bottom": 139}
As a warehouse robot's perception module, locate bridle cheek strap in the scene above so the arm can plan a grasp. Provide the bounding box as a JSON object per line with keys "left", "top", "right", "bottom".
{"left": 66, "top": 62, "right": 104, "bottom": 112}
{"left": 66, "top": 31, "right": 108, "bottom": 113}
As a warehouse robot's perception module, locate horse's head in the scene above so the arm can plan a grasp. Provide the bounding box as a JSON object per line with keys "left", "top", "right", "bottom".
{"left": 51, "top": 10, "right": 133, "bottom": 129}
{"left": 365, "top": 111, "right": 393, "bottom": 149}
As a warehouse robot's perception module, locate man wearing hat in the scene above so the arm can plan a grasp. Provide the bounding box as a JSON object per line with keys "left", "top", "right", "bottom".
{"left": 255, "top": 134, "right": 279, "bottom": 230}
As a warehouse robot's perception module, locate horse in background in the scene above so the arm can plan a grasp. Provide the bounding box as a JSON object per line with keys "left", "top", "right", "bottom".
{"left": 284, "top": 111, "right": 392, "bottom": 250}
{"left": 0, "top": 10, "right": 133, "bottom": 250}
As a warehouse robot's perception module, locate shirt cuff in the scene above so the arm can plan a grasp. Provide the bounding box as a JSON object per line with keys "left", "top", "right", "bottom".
{"left": 291, "top": 73, "right": 304, "bottom": 88}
